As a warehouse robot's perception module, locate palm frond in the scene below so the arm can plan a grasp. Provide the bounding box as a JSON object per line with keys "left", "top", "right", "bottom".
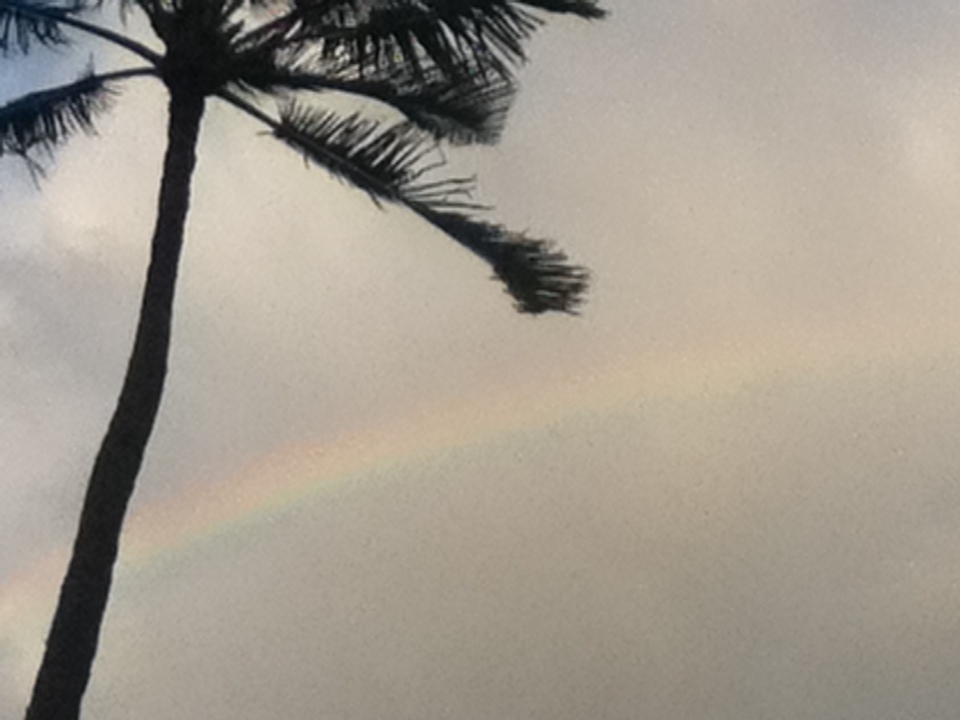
{"left": 359, "top": 72, "right": 514, "bottom": 144}
{"left": 0, "top": 0, "right": 70, "bottom": 53}
{"left": 517, "top": 0, "right": 605, "bottom": 19}
{"left": 0, "top": 70, "right": 114, "bottom": 165}
{"left": 274, "top": 101, "right": 454, "bottom": 203}
{"left": 235, "top": 55, "right": 514, "bottom": 144}
{"left": 0, "top": 0, "right": 164, "bottom": 62}
{"left": 281, "top": 0, "right": 605, "bottom": 74}
{"left": 259, "top": 0, "right": 604, "bottom": 82}
{"left": 225, "top": 69, "right": 588, "bottom": 315}
{"left": 415, "top": 207, "right": 589, "bottom": 314}
{"left": 257, "top": 0, "right": 542, "bottom": 78}
{"left": 267, "top": 99, "right": 587, "bottom": 313}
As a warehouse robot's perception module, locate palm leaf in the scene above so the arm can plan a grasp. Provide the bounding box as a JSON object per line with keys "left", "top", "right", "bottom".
{"left": 273, "top": 101, "right": 446, "bottom": 203}
{"left": 0, "top": 0, "right": 70, "bottom": 53}
{"left": 320, "top": 0, "right": 533, "bottom": 76}
{"left": 414, "top": 207, "right": 589, "bottom": 314}
{"left": 234, "top": 54, "right": 514, "bottom": 144}
{"left": 516, "top": 0, "right": 605, "bottom": 19}
{"left": 269, "top": 100, "right": 587, "bottom": 313}
{"left": 0, "top": 70, "right": 114, "bottom": 164}
{"left": 355, "top": 72, "right": 514, "bottom": 144}
{"left": 279, "top": 1, "right": 604, "bottom": 81}
{"left": 251, "top": 0, "right": 543, "bottom": 78}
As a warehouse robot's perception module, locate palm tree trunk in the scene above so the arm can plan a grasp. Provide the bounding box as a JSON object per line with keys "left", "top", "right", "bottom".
{"left": 25, "top": 89, "right": 206, "bottom": 720}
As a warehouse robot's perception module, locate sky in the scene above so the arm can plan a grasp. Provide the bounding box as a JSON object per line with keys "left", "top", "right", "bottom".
{"left": 4, "top": 0, "right": 960, "bottom": 718}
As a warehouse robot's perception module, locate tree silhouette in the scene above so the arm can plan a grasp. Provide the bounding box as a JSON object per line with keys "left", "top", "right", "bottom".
{"left": 0, "top": 0, "right": 604, "bottom": 717}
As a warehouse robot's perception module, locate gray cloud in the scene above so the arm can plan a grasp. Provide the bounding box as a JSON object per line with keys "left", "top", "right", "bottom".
{"left": 70, "top": 354, "right": 960, "bottom": 720}
{"left": 6, "top": 0, "right": 960, "bottom": 717}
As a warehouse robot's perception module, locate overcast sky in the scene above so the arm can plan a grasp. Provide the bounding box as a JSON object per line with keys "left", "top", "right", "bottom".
{"left": 5, "top": 1, "right": 960, "bottom": 718}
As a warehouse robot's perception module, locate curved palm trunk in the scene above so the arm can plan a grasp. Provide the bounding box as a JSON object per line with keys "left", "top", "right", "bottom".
{"left": 26, "top": 89, "right": 206, "bottom": 720}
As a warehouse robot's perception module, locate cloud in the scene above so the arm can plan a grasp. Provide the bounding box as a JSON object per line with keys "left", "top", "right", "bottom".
{"left": 7, "top": 1, "right": 960, "bottom": 717}
{"left": 64, "top": 351, "right": 960, "bottom": 720}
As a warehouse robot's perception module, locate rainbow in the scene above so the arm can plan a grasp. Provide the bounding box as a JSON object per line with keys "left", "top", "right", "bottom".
{"left": 2, "top": 313, "right": 956, "bottom": 701}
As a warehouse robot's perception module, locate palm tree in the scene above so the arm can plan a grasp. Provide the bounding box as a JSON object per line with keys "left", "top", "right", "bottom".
{"left": 1, "top": 0, "right": 603, "bottom": 718}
